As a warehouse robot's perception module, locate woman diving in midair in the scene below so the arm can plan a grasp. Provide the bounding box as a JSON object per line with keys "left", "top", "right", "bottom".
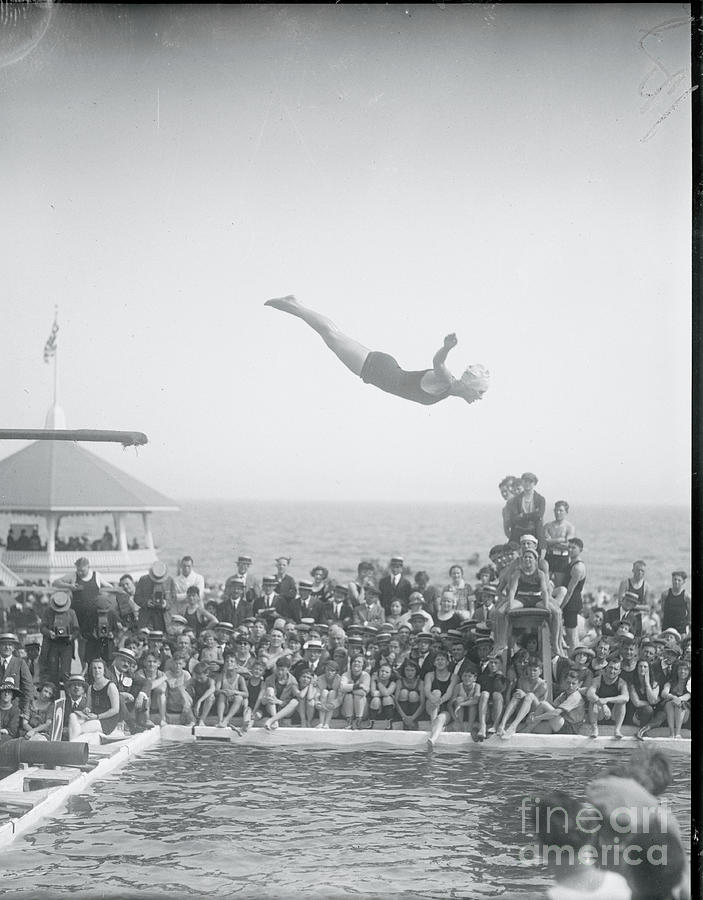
{"left": 264, "top": 295, "right": 490, "bottom": 407}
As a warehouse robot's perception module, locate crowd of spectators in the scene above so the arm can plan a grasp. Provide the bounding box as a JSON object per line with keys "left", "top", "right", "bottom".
{"left": 0, "top": 473, "right": 691, "bottom": 745}
{"left": 1, "top": 525, "right": 141, "bottom": 553}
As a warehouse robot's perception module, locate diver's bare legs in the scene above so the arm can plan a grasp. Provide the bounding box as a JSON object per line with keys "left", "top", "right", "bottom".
{"left": 265, "top": 295, "right": 369, "bottom": 376}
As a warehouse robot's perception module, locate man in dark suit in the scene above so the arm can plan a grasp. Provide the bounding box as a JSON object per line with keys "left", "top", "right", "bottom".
{"left": 252, "top": 576, "right": 289, "bottom": 618}
{"left": 378, "top": 555, "right": 414, "bottom": 615}
{"left": 0, "top": 632, "right": 35, "bottom": 729}
{"left": 218, "top": 576, "right": 254, "bottom": 627}
{"left": 224, "top": 555, "right": 260, "bottom": 605}
{"left": 288, "top": 580, "right": 324, "bottom": 623}
{"left": 603, "top": 591, "right": 643, "bottom": 638}
{"left": 322, "top": 585, "right": 355, "bottom": 629}
{"left": 503, "top": 472, "right": 547, "bottom": 544}
{"left": 273, "top": 556, "right": 297, "bottom": 607}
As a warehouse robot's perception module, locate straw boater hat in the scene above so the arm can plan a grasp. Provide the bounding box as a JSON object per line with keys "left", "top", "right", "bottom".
{"left": 0, "top": 632, "right": 20, "bottom": 646}
{"left": 148, "top": 561, "right": 169, "bottom": 583}
{"left": 50, "top": 591, "right": 72, "bottom": 613}
{"left": 303, "top": 639, "right": 323, "bottom": 651}
{"left": 113, "top": 647, "right": 138, "bottom": 665}
{"left": 66, "top": 674, "right": 87, "bottom": 687}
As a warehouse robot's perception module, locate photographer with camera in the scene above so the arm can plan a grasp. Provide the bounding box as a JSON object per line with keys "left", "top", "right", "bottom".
{"left": 83, "top": 592, "right": 120, "bottom": 671}
{"left": 39, "top": 591, "right": 80, "bottom": 689}
{"left": 53, "top": 557, "right": 112, "bottom": 666}
{"left": 134, "top": 562, "right": 177, "bottom": 633}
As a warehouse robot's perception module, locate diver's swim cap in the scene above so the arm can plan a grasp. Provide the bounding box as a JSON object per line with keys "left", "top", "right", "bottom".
{"left": 461, "top": 364, "right": 490, "bottom": 394}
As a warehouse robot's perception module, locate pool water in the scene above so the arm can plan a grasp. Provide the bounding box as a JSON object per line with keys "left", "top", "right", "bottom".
{"left": 0, "top": 743, "right": 691, "bottom": 898}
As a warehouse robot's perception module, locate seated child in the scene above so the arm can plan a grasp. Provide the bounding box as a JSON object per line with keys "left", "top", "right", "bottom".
{"left": 452, "top": 667, "right": 481, "bottom": 732}
{"left": 393, "top": 658, "right": 424, "bottom": 731}
{"left": 260, "top": 656, "right": 299, "bottom": 731}
{"left": 340, "top": 655, "right": 372, "bottom": 730}
{"left": 315, "top": 659, "right": 343, "bottom": 729}
{"left": 293, "top": 667, "right": 319, "bottom": 727}
{"left": 497, "top": 656, "right": 547, "bottom": 738}
{"left": 187, "top": 662, "right": 216, "bottom": 726}
{"left": 164, "top": 654, "right": 194, "bottom": 725}
{"left": 369, "top": 662, "right": 397, "bottom": 729}
{"left": 136, "top": 652, "right": 167, "bottom": 726}
{"left": 243, "top": 658, "right": 266, "bottom": 731}
{"left": 523, "top": 668, "right": 586, "bottom": 734}
{"left": 477, "top": 654, "right": 507, "bottom": 740}
{"left": 198, "top": 630, "right": 224, "bottom": 668}
{"left": 215, "top": 651, "right": 248, "bottom": 729}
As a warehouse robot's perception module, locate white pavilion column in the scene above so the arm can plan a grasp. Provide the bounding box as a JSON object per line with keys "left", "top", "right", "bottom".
{"left": 46, "top": 513, "right": 56, "bottom": 554}
{"left": 142, "top": 512, "right": 155, "bottom": 550}
{"left": 116, "top": 513, "right": 128, "bottom": 552}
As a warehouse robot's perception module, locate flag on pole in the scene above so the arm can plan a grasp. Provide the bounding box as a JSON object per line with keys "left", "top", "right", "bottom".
{"left": 43, "top": 311, "right": 59, "bottom": 363}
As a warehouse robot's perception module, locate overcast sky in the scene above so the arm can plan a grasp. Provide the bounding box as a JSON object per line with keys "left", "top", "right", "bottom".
{"left": 1, "top": 4, "right": 692, "bottom": 505}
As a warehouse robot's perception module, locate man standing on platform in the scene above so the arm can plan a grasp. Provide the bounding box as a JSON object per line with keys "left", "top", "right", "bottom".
{"left": 54, "top": 557, "right": 112, "bottom": 667}
{"left": 174, "top": 556, "right": 205, "bottom": 612}
{"left": 289, "top": 580, "right": 324, "bottom": 624}
{"left": 224, "top": 555, "right": 260, "bottom": 605}
{"left": 503, "top": 473, "right": 546, "bottom": 545}
{"left": 378, "top": 556, "right": 413, "bottom": 615}
{"left": 253, "top": 575, "right": 288, "bottom": 619}
{"left": 134, "top": 562, "right": 177, "bottom": 633}
{"left": 559, "top": 538, "right": 587, "bottom": 652}
{"left": 218, "top": 576, "right": 253, "bottom": 628}
{"left": 273, "top": 556, "right": 297, "bottom": 607}
{"left": 603, "top": 591, "right": 643, "bottom": 638}
{"left": 0, "top": 632, "right": 34, "bottom": 732}
{"left": 659, "top": 571, "right": 690, "bottom": 636}
{"left": 616, "top": 560, "right": 655, "bottom": 609}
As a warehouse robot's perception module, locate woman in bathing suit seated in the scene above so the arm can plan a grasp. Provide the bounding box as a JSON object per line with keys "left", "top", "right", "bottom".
{"left": 265, "top": 295, "right": 489, "bottom": 406}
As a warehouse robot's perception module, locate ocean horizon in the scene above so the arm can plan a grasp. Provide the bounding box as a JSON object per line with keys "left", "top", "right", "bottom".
{"left": 147, "top": 499, "right": 690, "bottom": 600}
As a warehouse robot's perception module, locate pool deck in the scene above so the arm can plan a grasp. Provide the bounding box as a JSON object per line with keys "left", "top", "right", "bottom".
{"left": 0, "top": 723, "right": 690, "bottom": 851}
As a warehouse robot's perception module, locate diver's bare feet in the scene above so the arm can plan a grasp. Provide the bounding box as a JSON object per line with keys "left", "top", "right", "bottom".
{"left": 265, "top": 295, "right": 299, "bottom": 313}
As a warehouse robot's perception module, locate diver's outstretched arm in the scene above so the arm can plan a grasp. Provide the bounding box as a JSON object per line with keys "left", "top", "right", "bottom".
{"left": 432, "top": 334, "right": 458, "bottom": 383}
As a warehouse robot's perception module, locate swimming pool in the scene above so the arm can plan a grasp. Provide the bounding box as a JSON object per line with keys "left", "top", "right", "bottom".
{"left": 0, "top": 743, "right": 691, "bottom": 898}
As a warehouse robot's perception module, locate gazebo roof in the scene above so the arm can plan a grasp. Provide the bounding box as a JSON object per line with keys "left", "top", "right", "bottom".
{"left": 0, "top": 440, "right": 179, "bottom": 513}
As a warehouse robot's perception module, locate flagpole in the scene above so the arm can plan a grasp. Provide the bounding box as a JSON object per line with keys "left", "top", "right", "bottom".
{"left": 52, "top": 305, "right": 58, "bottom": 406}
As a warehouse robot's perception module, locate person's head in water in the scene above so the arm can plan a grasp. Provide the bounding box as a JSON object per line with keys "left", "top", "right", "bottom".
{"left": 455, "top": 364, "right": 490, "bottom": 403}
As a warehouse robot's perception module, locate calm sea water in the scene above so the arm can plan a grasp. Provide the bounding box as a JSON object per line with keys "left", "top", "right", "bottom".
{"left": 0, "top": 743, "right": 691, "bottom": 899}
{"left": 149, "top": 501, "right": 690, "bottom": 597}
